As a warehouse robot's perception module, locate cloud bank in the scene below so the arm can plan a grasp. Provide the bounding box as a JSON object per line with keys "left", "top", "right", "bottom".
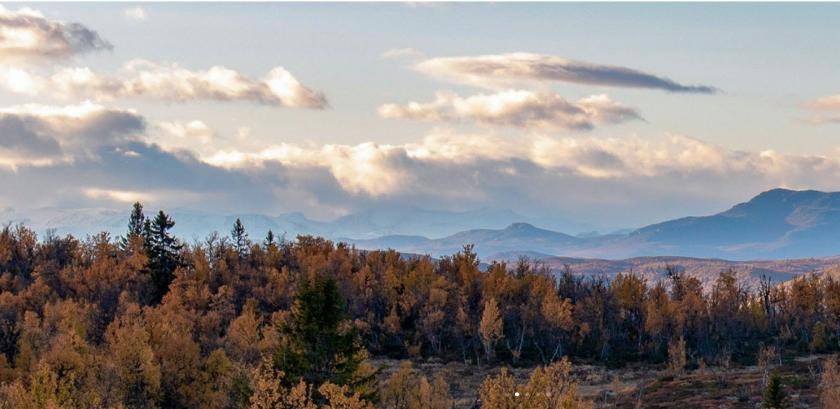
{"left": 0, "top": 60, "right": 328, "bottom": 108}
{"left": 0, "top": 5, "right": 112, "bottom": 59}
{"left": 416, "top": 52, "right": 718, "bottom": 93}
{"left": 2, "top": 101, "right": 840, "bottom": 228}
{"left": 379, "top": 90, "right": 641, "bottom": 130}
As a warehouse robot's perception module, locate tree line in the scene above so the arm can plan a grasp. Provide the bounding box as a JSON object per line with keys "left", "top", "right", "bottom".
{"left": 0, "top": 202, "right": 839, "bottom": 407}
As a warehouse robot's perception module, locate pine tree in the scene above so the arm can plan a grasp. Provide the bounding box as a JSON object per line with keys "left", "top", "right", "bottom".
{"left": 145, "top": 211, "right": 182, "bottom": 303}
{"left": 120, "top": 202, "right": 145, "bottom": 250}
{"left": 763, "top": 373, "right": 788, "bottom": 409}
{"left": 277, "top": 277, "right": 366, "bottom": 389}
{"left": 231, "top": 218, "right": 248, "bottom": 257}
{"left": 264, "top": 230, "right": 275, "bottom": 248}
{"left": 128, "top": 202, "right": 145, "bottom": 236}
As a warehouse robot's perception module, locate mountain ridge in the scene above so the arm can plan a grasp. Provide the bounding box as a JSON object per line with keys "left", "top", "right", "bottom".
{"left": 5, "top": 188, "right": 840, "bottom": 261}
{"left": 344, "top": 188, "right": 840, "bottom": 260}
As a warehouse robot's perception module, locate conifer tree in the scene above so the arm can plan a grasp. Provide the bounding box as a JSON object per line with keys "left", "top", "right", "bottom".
{"left": 120, "top": 202, "right": 145, "bottom": 249}
{"left": 144, "top": 211, "right": 182, "bottom": 303}
{"left": 231, "top": 218, "right": 248, "bottom": 257}
{"left": 763, "top": 373, "right": 788, "bottom": 409}
{"left": 277, "top": 277, "right": 367, "bottom": 390}
{"left": 127, "top": 202, "right": 145, "bottom": 237}
{"left": 264, "top": 229, "right": 275, "bottom": 248}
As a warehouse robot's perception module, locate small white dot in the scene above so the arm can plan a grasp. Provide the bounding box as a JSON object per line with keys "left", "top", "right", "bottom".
{"left": 514, "top": 391, "right": 520, "bottom": 397}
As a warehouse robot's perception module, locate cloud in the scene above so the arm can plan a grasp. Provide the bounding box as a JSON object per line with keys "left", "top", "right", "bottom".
{"left": 83, "top": 187, "right": 152, "bottom": 203}
{"left": 0, "top": 141, "right": 269, "bottom": 213}
{"left": 0, "top": 101, "right": 144, "bottom": 168}
{"left": 0, "top": 60, "right": 328, "bottom": 108}
{"left": 205, "top": 142, "right": 412, "bottom": 196}
{"left": 123, "top": 7, "right": 147, "bottom": 22}
{"left": 195, "top": 130, "right": 840, "bottom": 208}
{"left": 805, "top": 94, "right": 840, "bottom": 124}
{"left": 381, "top": 47, "right": 424, "bottom": 60}
{"left": 4, "top": 116, "right": 840, "bottom": 229}
{"left": 157, "top": 120, "right": 214, "bottom": 144}
{"left": 416, "top": 52, "right": 718, "bottom": 93}
{"left": 150, "top": 120, "right": 217, "bottom": 155}
{"left": 0, "top": 5, "right": 112, "bottom": 60}
{"left": 378, "top": 90, "right": 641, "bottom": 130}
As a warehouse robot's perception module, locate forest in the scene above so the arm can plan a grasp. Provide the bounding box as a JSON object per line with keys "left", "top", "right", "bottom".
{"left": 0, "top": 202, "right": 839, "bottom": 408}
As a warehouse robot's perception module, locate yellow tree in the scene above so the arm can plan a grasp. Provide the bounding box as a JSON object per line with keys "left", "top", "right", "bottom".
{"left": 104, "top": 304, "right": 161, "bottom": 408}
{"left": 820, "top": 357, "right": 840, "bottom": 409}
{"left": 480, "top": 298, "right": 503, "bottom": 364}
{"left": 479, "top": 358, "right": 593, "bottom": 409}
{"left": 380, "top": 360, "right": 453, "bottom": 409}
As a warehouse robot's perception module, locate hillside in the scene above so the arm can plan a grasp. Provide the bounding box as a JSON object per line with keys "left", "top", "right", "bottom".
{"left": 490, "top": 254, "right": 840, "bottom": 290}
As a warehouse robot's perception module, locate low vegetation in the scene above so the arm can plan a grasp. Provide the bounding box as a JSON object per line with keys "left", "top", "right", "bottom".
{"left": 1, "top": 202, "right": 840, "bottom": 407}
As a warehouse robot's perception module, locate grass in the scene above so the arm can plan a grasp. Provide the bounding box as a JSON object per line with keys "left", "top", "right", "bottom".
{"left": 371, "top": 354, "right": 833, "bottom": 408}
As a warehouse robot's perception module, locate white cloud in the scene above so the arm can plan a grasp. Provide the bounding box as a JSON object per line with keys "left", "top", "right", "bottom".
{"left": 123, "top": 7, "right": 147, "bottom": 22}
{"left": 157, "top": 120, "right": 214, "bottom": 144}
{"left": 0, "top": 5, "right": 111, "bottom": 60}
{"left": 381, "top": 47, "right": 424, "bottom": 59}
{"left": 83, "top": 187, "right": 152, "bottom": 203}
{"left": 806, "top": 94, "right": 840, "bottom": 123}
{"left": 379, "top": 90, "right": 640, "bottom": 130}
{"left": 206, "top": 141, "right": 411, "bottom": 196}
{"left": 196, "top": 130, "right": 840, "bottom": 201}
{"left": 415, "top": 52, "right": 717, "bottom": 93}
{"left": 0, "top": 60, "right": 328, "bottom": 108}
{"left": 151, "top": 120, "right": 215, "bottom": 154}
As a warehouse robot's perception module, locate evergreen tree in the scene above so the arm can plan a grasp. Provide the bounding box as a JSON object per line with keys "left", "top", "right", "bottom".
{"left": 144, "top": 211, "right": 182, "bottom": 303}
{"left": 276, "top": 277, "right": 366, "bottom": 389}
{"left": 231, "top": 218, "right": 248, "bottom": 257}
{"left": 127, "top": 202, "right": 145, "bottom": 236}
{"left": 763, "top": 373, "right": 788, "bottom": 409}
{"left": 264, "top": 229, "right": 275, "bottom": 248}
{"left": 120, "top": 202, "right": 145, "bottom": 249}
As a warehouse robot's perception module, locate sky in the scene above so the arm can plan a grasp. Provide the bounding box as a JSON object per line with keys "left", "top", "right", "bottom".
{"left": 2, "top": 2, "right": 840, "bottom": 233}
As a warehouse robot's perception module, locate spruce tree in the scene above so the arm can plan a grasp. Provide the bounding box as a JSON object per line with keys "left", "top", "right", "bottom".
{"left": 145, "top": 211, "right": 182, "bottom": 303}
{"left": 120, "top": 202, "right": 145, "bottom": 249}
{"left": 276, "top": 277, "right": 365, "bottom": 389}
{"left": 264, "top": 229, "right": 275, "bottom": 248}
{"left": 763, "top": 373, "right": 788, "bottom": 409}
{"left": 231, "top": 217, "right": 248, "bottom": 257}
{"left": 127, "top": 202, "right": 145, "bottom": 236}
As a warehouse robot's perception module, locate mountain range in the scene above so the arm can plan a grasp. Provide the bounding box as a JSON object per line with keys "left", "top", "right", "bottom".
{"left": 0, "top": 205, "right": 531, "bottom": 243}
{"left": 4, "top": 188, "right": 840, "bottom": 261}
{"left": 343, "top": 188, "right": 840, "bottom": 260}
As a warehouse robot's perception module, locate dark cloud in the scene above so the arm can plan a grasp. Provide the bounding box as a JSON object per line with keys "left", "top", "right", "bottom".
{"left": 417, "top": 53, "right": 718, "bottom": 94}
{"left": 0, "top": 103, "right": 144, "bottom": 166}
{"left": 0, "top": 114, "right": 62, "bottom": 157}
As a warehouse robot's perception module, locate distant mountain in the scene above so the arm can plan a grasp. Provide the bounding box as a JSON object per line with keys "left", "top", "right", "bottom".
{"left": 344, "top": 189, "right": 840, "bottom": 260}
{"left": 629, "top": 188, "right": 840, "bottom": 259}
{"left": 6, "top": 188, "right": 840, "bottom": 261}
{"left": 345, "top": 222, "right": 583, "bottom": 257}
{"left": 0, "top": 207, "right": 329, "bottom": 241}
{"left": 326, "top": 206, "right": 529, "bottom": 239}
{"left": 0, "top": 205, "right": 528, "bottom": 243}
